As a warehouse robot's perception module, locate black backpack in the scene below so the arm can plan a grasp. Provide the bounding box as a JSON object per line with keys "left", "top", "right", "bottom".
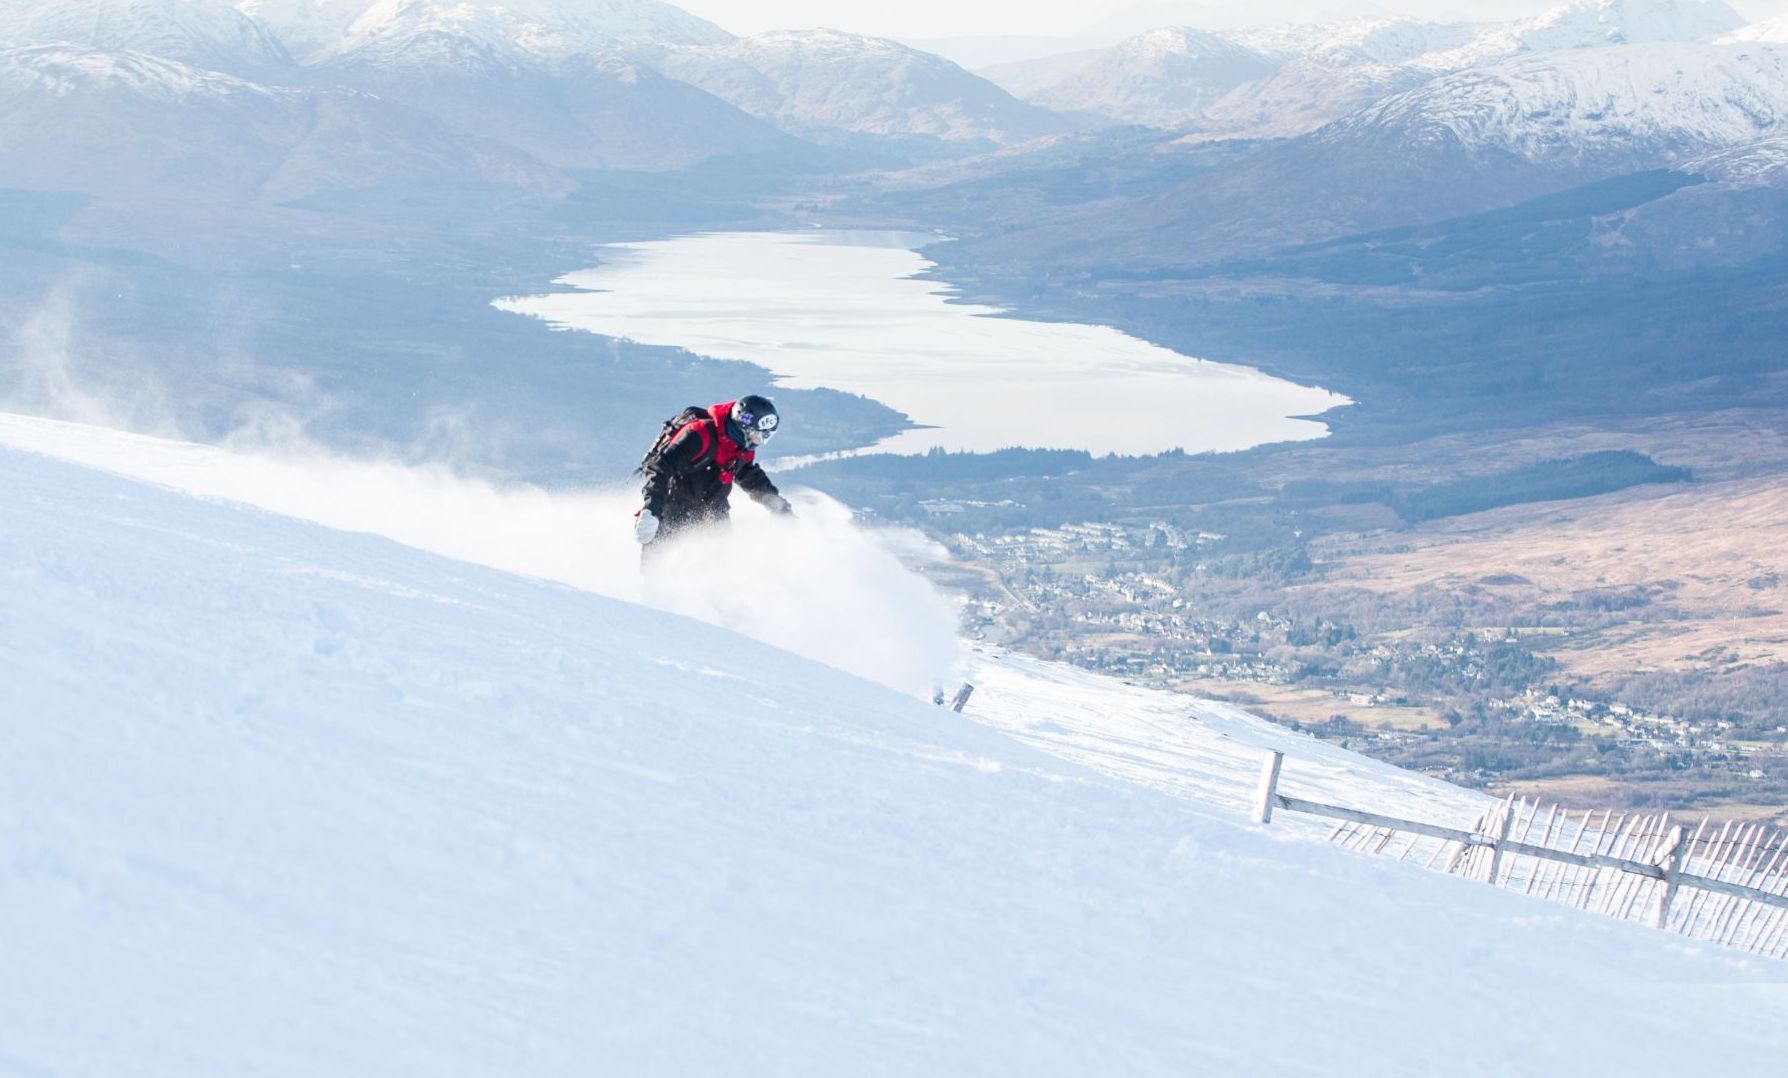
{"left": 634, "top": 405, "right": 710, "bottom": 476}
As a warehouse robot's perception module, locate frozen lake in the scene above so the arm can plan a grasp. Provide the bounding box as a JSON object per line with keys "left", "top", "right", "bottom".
{"left": 497, "top": 230, "right": 1349, "bottom": 457}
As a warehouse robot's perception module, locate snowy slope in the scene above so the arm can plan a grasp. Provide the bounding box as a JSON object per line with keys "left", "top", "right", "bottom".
{"left": 236, "top": 0, "right": 369, "bottom": 61}
{"left": 0, "top": 0, "right": 296, "bottom": 78}
{"left": 655, "top": 29, "right": 1068, "bottom": 148}
{"left": 3, "top": 412, "right": 1788, "bottom": 1075}
{"left": 1204, "top": 2, "right": 1745, "bottom": 139}
{"left": 315, "top": 0, "right": 730, "bottom": 65}
{"left": 1013, "top": 2, "right": 1749, "bottom": 137}
{"left": 1323, "top": 42, "right": 1788, "bottom": 169}
{"left": 1687, "top": 131, "right": 1788, "bottom": 184}
{"left": 1723, "top": 15, "right": 1788, "bottom": 44}
{"left": 1439, "top": 0, "right": 1746, "bottom": 67}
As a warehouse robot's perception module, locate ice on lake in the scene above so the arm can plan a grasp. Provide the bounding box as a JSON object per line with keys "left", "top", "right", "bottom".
{"left": 497, "top": 230, "right": 1349, "bottom": 457}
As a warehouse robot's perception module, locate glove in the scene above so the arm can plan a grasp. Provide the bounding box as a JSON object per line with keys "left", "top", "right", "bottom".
{"left": 634, "top": 509, "right": 660, "bottom": 544}
{"left": 768, "top": 495, "right": 794, "bottom": 517}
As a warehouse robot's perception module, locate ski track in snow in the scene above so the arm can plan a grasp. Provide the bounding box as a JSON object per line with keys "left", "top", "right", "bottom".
{"left": 2, "top": 413, "right": 1786, "bottom": 1074}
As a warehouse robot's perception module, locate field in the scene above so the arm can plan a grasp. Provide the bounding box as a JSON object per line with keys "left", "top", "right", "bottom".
{"left": 1312, "top": 468, "right": 1788, "bottom": 683}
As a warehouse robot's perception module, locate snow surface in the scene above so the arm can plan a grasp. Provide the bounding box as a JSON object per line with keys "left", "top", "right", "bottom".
{"left": 4, "top": 412, "right": 1787, "bottom": 1074}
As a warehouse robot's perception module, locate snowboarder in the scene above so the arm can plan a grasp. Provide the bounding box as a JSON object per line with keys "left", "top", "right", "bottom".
{"left": 634, "top": 395, "right": 792, "bottom": 560}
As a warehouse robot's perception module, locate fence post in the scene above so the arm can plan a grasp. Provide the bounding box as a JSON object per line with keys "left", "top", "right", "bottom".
{"left": 1486, "top": 800, "right": 1516, "bottom": 885}
{"left": 1253, "top": 751, "right": 1285, "bottom": 825}
{"left": 1648, "top": 824, "right": 1689, "bottom": 930}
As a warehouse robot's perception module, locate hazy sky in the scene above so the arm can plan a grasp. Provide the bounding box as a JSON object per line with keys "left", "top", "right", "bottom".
{"left": 672, "top": 0, "right": 1788, "bottom": 40}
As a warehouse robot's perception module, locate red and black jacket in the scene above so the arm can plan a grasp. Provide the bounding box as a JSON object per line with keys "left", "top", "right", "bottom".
{"left": 641, "top": 401, "right": 781, "bottom": 526}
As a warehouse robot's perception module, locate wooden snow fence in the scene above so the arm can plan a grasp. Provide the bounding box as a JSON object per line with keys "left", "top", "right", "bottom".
{"left": 1251, "top": 750, "right": 1788, "bottom": 959}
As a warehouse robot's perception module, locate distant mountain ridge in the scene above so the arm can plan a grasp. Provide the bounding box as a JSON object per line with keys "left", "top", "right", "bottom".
{"left": 654, "top": 29, "right": 1069, "bottom": 150}
{"left": 984, "top": 0, "right": 1752, "bottom": 138}
{"left": 0, "top": 42, "right": 568, "bottom": 201}
{"left": 1023, "top": 27, "right": 1276, "bottom": 127}
{"left": 956, "top": 37, "right": 1788, "bottom": 272}
{"left": 308, "top": 0, "right": 732, "bottom": 66}
{"left": 0, "top": 0, "right": 296, "bottom": 78}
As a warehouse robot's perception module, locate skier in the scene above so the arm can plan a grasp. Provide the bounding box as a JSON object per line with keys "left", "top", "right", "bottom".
{"left": 634, "top": 394, "right": 792, "bottom": 560}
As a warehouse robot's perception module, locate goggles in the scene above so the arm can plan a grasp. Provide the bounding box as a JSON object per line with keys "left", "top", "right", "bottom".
{"left": 734, "top": 407, "right": 779, "bottom": 448}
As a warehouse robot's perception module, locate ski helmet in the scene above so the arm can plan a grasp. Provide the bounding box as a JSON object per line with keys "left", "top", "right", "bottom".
{"left": 729, "top": 394, "right": 780, "bottom": 449}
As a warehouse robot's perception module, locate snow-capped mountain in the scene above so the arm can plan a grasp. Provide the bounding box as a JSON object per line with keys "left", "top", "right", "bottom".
{"left": 993, "top": 1, "right": 1750, "bottom": 137}
{"left": 306, "top": 16, "right": 794, "bottom": 171}
{"left": 0, "top": 0, "right": 295, "bottom": 79}
{"left": 1023, "top": 28, "right": 1276, "bottom": 127}
{"left": 1487, "top": 0, "right": 1742, "bottom": 55}
{"left": 1231, "top": 16, "right": 1482, "bottom": 67}
{"left": 1720, "top": 15, "right": 1788, "bottom": 44}
{"left": 312, "top": 0, "right": 730, "bottom": 67}
{"left": 1325, "top": 42, "right": 1788, "bottom": 170}
{"left": 0, "top": 43, "right": 565, "bottom": 200}
{"left": 655, "top": 29, "right": 1068, "bottom": 150}
{"left": 234, "top": 0, "right": 368, "bottom": 61}
{"left": 1410, "top": 0, "right": 1744, "bottom": 74}
{"left": 1684, "top": 132, "right": 1788, "bottom": 185}
{"left": 967, "top": 37, "right": 1788, "bottom": 272}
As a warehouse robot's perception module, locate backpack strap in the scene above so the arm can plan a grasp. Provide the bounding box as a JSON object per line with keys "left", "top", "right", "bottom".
{"left": 634, "top": 405, "right": 712, "bottom": 476}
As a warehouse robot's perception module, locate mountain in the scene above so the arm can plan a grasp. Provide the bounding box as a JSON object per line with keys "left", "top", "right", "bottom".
{"left": 1231, "top": 16, "right": 1483, "bottom": 67}
{"left": 0, "top": 0, "right": 296, "bottom": 79}
{"left": 1721, "top": 15, "right": 1788, "bottom": 43}
{"left": 1200, "top": 2, "right": 1745, "bottom": 140}
{"left": 0, "top": 43, "right": 565, "bottom": 202}
{"left": 976, "top": 47, "right": 1106, "bottom": 100}
{"left": 654, "top": 29, "right": 1069, "bottom": 152}
{"left": 959, "top": 41, "right": 1788, "bottom": 270}
{"left": 1456, "top": 0, "right": 1746, "bottom": 61}
{"left": 308, "top": 25, "right": 796, "bottom": 171}
{"left": 1687, "top": 131, "right": 1788, "bottom": 185}
{"left": 1327, "top": 41, "right": 1788, "bottom": 172}
{"left": 314, "top": 0, "right": 731, "bottom": 65}
{"left": 1022, "top": 28, "right": 1277, "bottom": 127}
{"left": 235, "top": 0, "right": 369, "bottom": 61}
{"left": 994, "top": 2, "right": 1750, "bottom": 138}
{"left": 7, "top": 414, "right": 1788, "bottom": 1072}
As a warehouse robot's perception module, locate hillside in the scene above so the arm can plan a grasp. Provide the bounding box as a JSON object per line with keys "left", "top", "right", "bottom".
{"left": 3, "top": 413, "right": 1786, "bottom": 1073}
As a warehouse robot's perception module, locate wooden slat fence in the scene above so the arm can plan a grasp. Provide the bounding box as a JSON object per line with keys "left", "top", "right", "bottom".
{"left": 1252, "top": 750, "right": 1788, "bottom": 959}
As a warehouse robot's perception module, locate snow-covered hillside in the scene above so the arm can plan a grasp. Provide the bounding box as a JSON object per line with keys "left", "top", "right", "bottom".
{"left": 3, "top": 411, "right": 1786, "bottom": 1074}
{"left": 235, "top": 0, "right": 367, "bottom": 61}
{"left": 655, "top": 29, "right": 1067, "bottom": 148}
{"left": 1325, "top": 42, "right": 1788, "bottom": 169}
{"left": 996, "top": 0, "right": 1752, "bottom": 136}
{"left": 0, "top": 0, "right": 296, "bottom": 78}
{"left": 1723, "top": 15, "right": 1788, "bottom": 44}
{"left": 300, "top": 0, "right": 729, "bottom": 65}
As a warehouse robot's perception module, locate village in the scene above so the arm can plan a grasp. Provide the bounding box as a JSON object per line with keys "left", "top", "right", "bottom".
{"left": 936, "top": 517, "right": 1785, "bottom": 804}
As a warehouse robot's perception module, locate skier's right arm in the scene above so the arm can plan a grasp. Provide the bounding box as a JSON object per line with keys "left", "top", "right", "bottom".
{"left": 641, "top": 425, "right": 709, "bottom": 516}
